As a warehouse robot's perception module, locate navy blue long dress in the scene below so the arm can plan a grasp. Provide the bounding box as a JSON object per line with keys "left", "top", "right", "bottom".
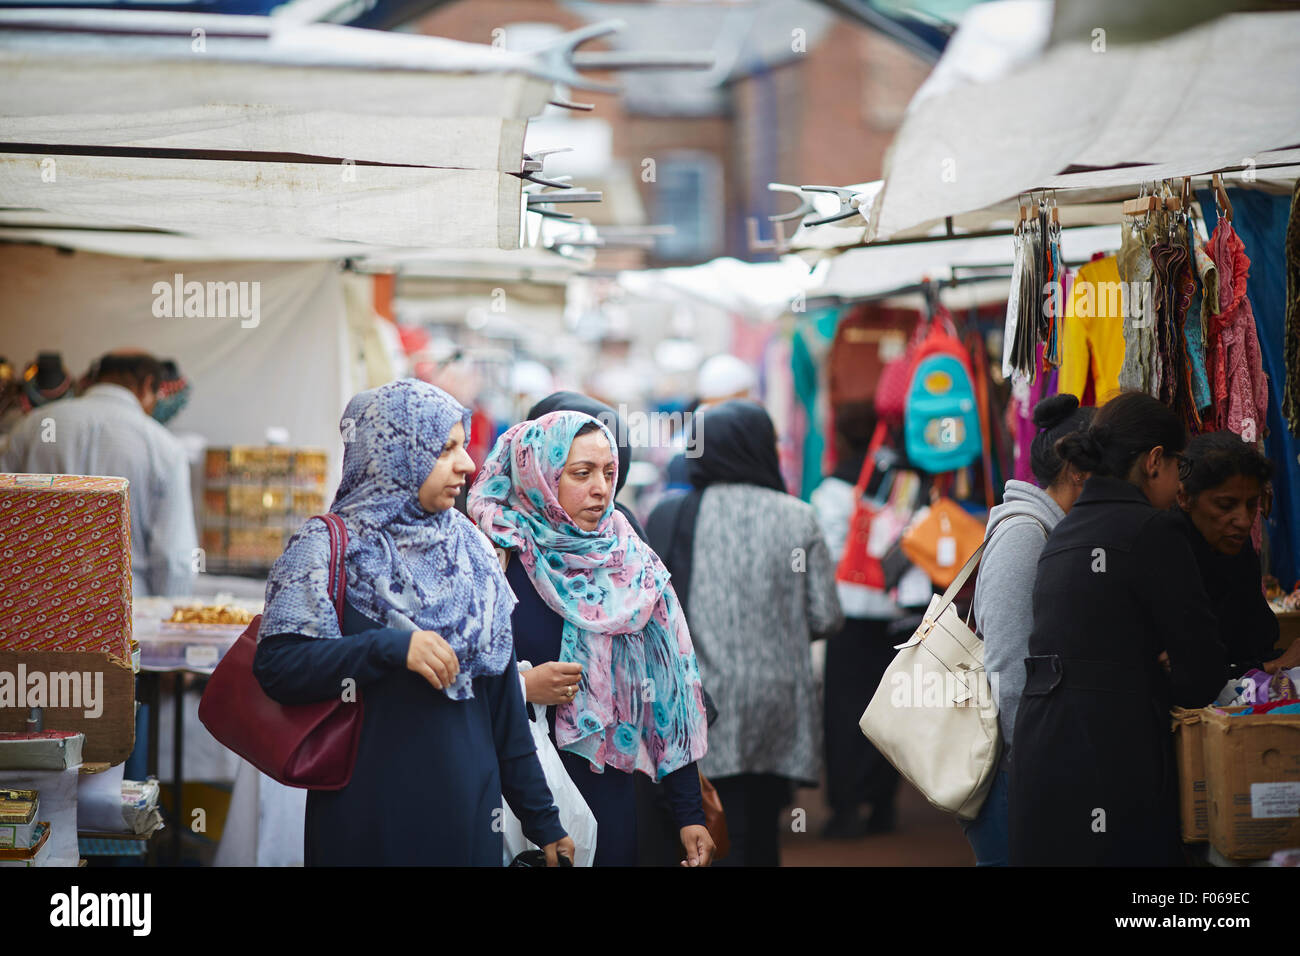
{"left": 504, "top": 557, "right": 704, "bottom": 866}
{"left": 254, "top": 600, "right": 565, "bottom": 866}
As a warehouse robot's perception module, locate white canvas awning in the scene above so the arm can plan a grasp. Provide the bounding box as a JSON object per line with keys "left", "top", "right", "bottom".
{"left": 813, "top": 224, "right": 1120, "bottom": 301}
{"left": 0, "top": 9, "right": 580, "bottom": 249}
{"left": 867, "top": 1, "right": 1300, "bottom": 240}
{"left": 617, "top": 256, "right": 819, "bottom": 323}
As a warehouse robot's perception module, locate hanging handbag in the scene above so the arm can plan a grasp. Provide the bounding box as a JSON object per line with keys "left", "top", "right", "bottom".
{"left": 900, "top": 495, "right": 986, "bottom": 589}
{"left": 874, "top": 317, "right": 929, "bottom": 425}
{"left": 867, "top": 469, "right": 920, "bottom": 562}
{"left": 198, "top": 513, "right": 364, "bottom": 790}
{"left": 835, "top": 421, "right": 891, "bottom": 592}
{"left": 858, "top": 542, "right": 999, "bottom": 820}
{"left": 696, "top": 769, "right": 730, "bottom": 862}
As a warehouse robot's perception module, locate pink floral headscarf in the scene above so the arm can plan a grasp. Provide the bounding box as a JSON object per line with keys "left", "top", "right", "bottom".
{"left": 468, "top": 411, "right": 707, "bottom": 779}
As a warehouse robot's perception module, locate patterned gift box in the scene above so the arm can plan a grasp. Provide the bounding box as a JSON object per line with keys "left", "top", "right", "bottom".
{"left": 0, "top": 475, "right": 132, "bottom": 662}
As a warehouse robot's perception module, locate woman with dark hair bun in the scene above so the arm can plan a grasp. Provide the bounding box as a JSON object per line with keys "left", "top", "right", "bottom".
{"left": 1176, "top": 432, "right": 1297, "bottom": 674}
{"left": 1009, "top": 391, "right": 1227, "bottom": 866}
{"left": 961, "top": 393, "right": 1092, "bottom": 866}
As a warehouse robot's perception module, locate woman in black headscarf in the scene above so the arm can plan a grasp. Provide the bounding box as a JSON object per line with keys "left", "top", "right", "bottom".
{"left": 647, "top": 400, "right": 843, "bottom": 866}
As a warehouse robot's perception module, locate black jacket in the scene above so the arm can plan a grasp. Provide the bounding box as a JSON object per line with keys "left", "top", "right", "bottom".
{"left": 1175, "top": 507, "right": 1279, "bottom": 674}
{"left": 1008, "top": 476, "right": 1227, "bottom": 866}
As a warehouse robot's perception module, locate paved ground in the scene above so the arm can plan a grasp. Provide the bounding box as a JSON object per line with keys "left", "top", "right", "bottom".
{"left": 777, "top": 780, "right": 976, "bottom": 867}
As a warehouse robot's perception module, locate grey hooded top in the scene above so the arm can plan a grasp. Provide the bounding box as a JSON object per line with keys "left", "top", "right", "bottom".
{"left": 972, "top": 479, "right": 1065, "bottom": 770}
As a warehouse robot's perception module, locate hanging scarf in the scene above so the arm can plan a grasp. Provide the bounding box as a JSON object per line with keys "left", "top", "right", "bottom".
{"left": 1150, "top": 228, "right": 1197, "bottom": 429}
{"left": 1118, "top": 220, "right": 1158, "bottom": 395}
{"left": 1206, "top": 219, "right": 1269, "bottom": 444}
{"left": 1284, "top": 180, "right": 1300, "bottom": 436}
{"left": 468, "top": 410, "right": 707, "bottom": 780}
{"left": 261, "top": 379, "right": 516, "bottom": 701}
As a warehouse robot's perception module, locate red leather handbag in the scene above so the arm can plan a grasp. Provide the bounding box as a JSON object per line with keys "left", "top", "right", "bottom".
{"left": 198, "top": 513, "right": 363, "bottom": 790}
{"left": 835, "top": 421, "right": 890, "bottom": 591}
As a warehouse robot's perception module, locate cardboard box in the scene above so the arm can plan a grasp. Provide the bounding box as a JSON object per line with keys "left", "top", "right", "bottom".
{"left": 0, "top": 731, "right": 84, "bottom": 771}
{"left": 1203, "top": 705, "right": 1300, "bottom": 860}
{"left": 1172, "top": 707, "right": 1210, "bottom": 843}
{"left": 0, "top": 820, "right": 51, "bottom": 866}
{"left": 0, "top": 766, "right": 79, "bottom": 865}
{"left": 0, "top": 652, "right": 135, "bottom": 764}
{"left": 0, "top": 787, "right": 38, "bottom": 848}
{"left": 0, "top": 474, "right": 132, "bottom": 661}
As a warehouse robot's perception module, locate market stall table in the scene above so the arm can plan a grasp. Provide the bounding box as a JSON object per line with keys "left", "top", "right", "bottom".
{"left": 134, "top": 598, "right": 247, "bottom": 865}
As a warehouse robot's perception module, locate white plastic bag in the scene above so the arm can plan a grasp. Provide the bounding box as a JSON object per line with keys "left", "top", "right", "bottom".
{"left": 501, "top": 667, "right": 598, "bottom": 866}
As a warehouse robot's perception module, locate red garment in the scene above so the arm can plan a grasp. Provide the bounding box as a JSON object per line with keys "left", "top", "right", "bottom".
{"left": 466, "top": 405, "right": 496, "bottom": 469}
{"left": 1233, "top": 697, "right": 1300, "bottom": 716}
{"left": 1204, "top": 221, "right": 1269, "bottom": 443}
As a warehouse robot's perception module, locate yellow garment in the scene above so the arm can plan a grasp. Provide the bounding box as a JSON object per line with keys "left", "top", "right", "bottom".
{"left": 1061, "top": 255, "right": 1127, "bottom": 404}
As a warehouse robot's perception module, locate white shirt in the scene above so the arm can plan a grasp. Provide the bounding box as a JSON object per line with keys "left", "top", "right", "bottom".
{"left": 1, "top": 383, "right": 197, "bottom": 597}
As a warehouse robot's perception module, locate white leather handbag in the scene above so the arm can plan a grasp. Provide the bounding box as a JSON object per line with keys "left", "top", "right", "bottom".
{"left": 858, "top": 542, "right": 1000, "bottom": 821}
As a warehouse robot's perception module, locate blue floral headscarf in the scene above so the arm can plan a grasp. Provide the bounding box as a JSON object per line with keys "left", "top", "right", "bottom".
{"left": 260, "top": 379, "right": 515, "bottom": 701}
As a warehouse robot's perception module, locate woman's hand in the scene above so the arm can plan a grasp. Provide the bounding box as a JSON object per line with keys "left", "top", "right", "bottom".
{"left": 1263, "top": 641, "right": 1300, "bottom": 675}
{"left": 523, "top": 661, "right": 584, "bottom": 706}
{"left": 406, "top": 630, "right": 460, "bottom": 689}
{"left": 679, "top": 825, "right": 715, "bottom": 867}
{"left": 542, "top": 835, "right": 576, "bottom": 867}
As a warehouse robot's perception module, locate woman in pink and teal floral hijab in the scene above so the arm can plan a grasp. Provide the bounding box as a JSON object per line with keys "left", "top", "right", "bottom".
{"left": 469, "top": 411, "right": 708, "bottom": 783}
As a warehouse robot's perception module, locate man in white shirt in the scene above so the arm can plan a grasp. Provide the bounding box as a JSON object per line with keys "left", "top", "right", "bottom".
{"left": 1, "top": 352, "right": 197, "bottom": 597}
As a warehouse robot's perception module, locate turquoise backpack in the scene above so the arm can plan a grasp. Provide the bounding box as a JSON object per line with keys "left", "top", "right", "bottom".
{"left": 903, "top": 319, "right": 982, "bottom": 473}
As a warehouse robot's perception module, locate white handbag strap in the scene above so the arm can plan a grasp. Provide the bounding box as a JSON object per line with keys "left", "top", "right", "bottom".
{"left": 931, "top": 539, "right": 986, "bottom": 621}
{"left": 965, "top": 514, "right": 1051, "bottom": 629}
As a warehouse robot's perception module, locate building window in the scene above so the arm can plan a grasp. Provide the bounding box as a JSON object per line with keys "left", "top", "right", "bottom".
{"left": 653, "top": 151, "right": 723, "bottom": 262}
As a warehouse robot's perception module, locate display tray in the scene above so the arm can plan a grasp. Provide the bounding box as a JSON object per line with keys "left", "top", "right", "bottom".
{"left": 137, "top": 630, "right": 241, "bottom": 672}
{"left": 156, "top": 621, "right": 248, "bottom": 635}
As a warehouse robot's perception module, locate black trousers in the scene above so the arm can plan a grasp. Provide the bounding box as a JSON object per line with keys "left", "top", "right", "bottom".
{"left": 823, "top": 616, "right": 900, "bottom": 816}
{"left": 711, "top": 773, "right": 793, "bottom": 867}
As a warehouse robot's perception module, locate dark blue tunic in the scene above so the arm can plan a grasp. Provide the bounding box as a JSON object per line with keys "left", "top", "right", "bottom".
{"left": 505, "top": 558, "right": 704, "bottom": 866}
{"left": 253, "top": 601, "right": 565, "bottom": 866}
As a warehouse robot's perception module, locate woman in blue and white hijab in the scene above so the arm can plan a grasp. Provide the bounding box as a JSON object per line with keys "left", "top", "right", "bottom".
{"left": 253, "top": 379, "right": 574, "bottom": 866}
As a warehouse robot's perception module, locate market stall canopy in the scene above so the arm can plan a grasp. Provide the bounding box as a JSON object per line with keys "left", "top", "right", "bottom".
{"left": 617, "top": 255, "right": 819, "bottom": 323}
{"left": 1, "top": 243, "right": 357, "bottom": 491}
{"left": 778, "top": 161, "right": 1300, "bottom": 260}
{"left": 866, "top": 0, "right": 1300, "bottom": 240}
{"left": 813, "top": 223, "right": 1119, "bottom": 301}
{"left": 0, "top": 8, "right": 603, "bottom": 248}
{"left": 0, "top": 207, "right": 596, "bottom": 277}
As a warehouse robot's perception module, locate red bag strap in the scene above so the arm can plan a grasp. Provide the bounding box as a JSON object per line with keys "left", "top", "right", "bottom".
{"left": 853, "top": 420, "right": 890, "bottom": 496}
{"left": 966, "top": 327, "right": 997, "bottom": 510}
{"left": 933, "top": 303, "right": 957, "bottom": 337}
{"left": 312, "top": 513, "right": 349, "bottom": 627}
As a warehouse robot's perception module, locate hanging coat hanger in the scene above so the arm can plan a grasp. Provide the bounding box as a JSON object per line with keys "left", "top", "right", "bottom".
{"left": 1122, "top": 181, "right": 1158, "bottom": 219}
{"left": 1211, "top": 173, "right": 1234, "bottom": 223}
